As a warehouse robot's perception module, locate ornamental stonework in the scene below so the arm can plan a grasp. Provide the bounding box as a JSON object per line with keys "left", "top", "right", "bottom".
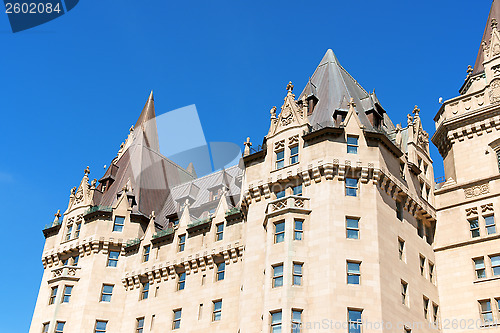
{"left": 464, "top": 184, "right": 489, "bottom": 198}
{"left": 489, "top": 78, "right": 500, "bottom": 104}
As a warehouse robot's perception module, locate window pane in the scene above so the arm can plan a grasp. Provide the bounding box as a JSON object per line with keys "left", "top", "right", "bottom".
{"left": 103, "top": 285, "right": 113, "bottom": 294}
{"left": 346, "top": 218, "right": 358, "bottom": 229}
{"left": 347, "top": 262, "right": 360, "bottom": 274}
{"left": 347, "top": 230, "right": 359, "bottom": 239}
{"left": 347, "top": 146, "right": 358, "bottom": 154}
{"left": 95, "top": 321, "right": 107, "bottom": 330}
{"left": 290, "top": 146, "right": 298, "bottom": 156}
{"left": 347, "top": 136, "right": 358, "bottom": 145}
{"left": 293, "top": 264, "right": 302, "bottom": 275}
{"left": 294, "top": 220, "right": 303, "bottom": 230}
{"left": 276, "top": 190, "right": 285, "bottom": 199}
{"left": 274, "top": 265, "right": 283, "bottom": 276}
{"left": 109, "top": 251, "right": 119, "bottom": 260}
{"left": 275, "top": 222, "right": 285, "bottom": 233}
{"left": 293, "top": 185, "right": 302, "bottom": 196}
{"left": 346, "top": 178, "right": 357, "bottom": 187}
{"left": 174, "top": 310, "right": 182, "bottom": 320}
{"left": 271, "top": 312, "right": 282, "bottom": 324}
{"left": 347, "top": 275, "right": 360, "bottom": 284}
{"left": 346, "top": 188, "right": 357, "bottom": 197}
{"left": 276, "top": 151, "right": 284, "bottom": 160}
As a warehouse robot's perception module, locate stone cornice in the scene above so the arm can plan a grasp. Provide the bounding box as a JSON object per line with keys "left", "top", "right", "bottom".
{"left": 42, "top": 237, "right": 125, "bottom": 269}
{"left": 121, "top": 241, "right": 244, "bottom": 291}
{"left": 243, "top": 160, "right": 436, "bottom": 221}
{"left": 432, "top": 104, "right": 500, "bottom": 156}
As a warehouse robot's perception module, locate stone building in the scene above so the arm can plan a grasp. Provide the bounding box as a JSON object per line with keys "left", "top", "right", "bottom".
{"left": 28, "top": 2, "right": 500, "bottom": 332}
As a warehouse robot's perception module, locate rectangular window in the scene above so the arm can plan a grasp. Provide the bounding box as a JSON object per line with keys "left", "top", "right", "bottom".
{"left": 136, "top": 317, "right": 144, "bottom": 333}
{"left": 49, "top": 286, "right": 58, "bottom": 305}
{"left": 216, "top": 223, "right": 224, "bottom": 241}
{"left": 347, "top": 261, "right": 360, "bottom": 285}
{"left": 417, "top": 219, "right": 424, "bottom": 238}
{"left": 42, "top": 322, "right": 50, "bottom": 333}
{"left": 347, "top": 136, "right": 358, "bottom": 154}
{"left": 485, "top": 215, "right": 497, "bottom": 235}
{"left": 346, "top": 218, "right": 359, "bottom": 239}
{"left": 345, "top": 178, "right": 358, "bottom": 197}
{"left": 290, "top": 145, "right": 299, "bottom": 164}
{"left": 178, "top": 234, "right": 186, "bottom": 252}
{"left": 173, "top": 309, "right": 182, "bottom": 330}
{"left": 293, "top": 263, "right": 303, "bottom": 286}
{"left": 94, "top": 321, "right": 107, "bottom": 333}
{"left": 62, "top": 285, "right": 72, "bottom": 303}
{"left": 401, "top": 280, "right": 408, "bottom": 306}
{"left": 212, "top": 300, "right": 222, "bottom": 321}
{"left": 396, "top": 201, "right": 403, "bottom": 221}
{"left": 142, "top": 245, "right": 150, "bottom": 262}
{"left": 294, "top": 220, "right": 303, "bottom": 241}
{"left": 100, "top": 284, "right": 113, "bottom": 302}
{"left": 293, "top": 185, "right": 302, "bottom": 196}
{"left": 65, "top": 225, "right": 72, "bottom": 241}
{"left": 273, "top": 264, "right": 283, "bottom": 288}
{"left": 469, "top": 218, "right": 480, "bottom": 238}
{"left": 75, "top": 223, "right": 81, "bottom": 238}
{"left": 274, "top": 221, "right": 285, "bottom": 243}
{"left": 429, "top": 262, "right": 435, "bottom": 283}
{"left": 423, "top": 297, "right": 429, "bottom": 320}
{"left": 398, "top": 238, "right": 405, "bottom": 261}
{"left": 216, "top": 262, "right": 225, "bottom": 281}
{"left": 276, "top": 150, "right": 285, "bottom": 169}
{"left": 490, "top": 255, "right": 500, "bottom": 276}
{"left": 474, "top": 258, "right": 486, "bottom": 279}
{"left": 178, "top": 272, "right": 186, "bottom": 291}
{"left": 276, "top": 190, "right": 285, "bottom": 199}
{"left": 432, "top": 304, "right": 439, "bottom": 326}
{"left": 107, "top": 251, "right": 119, "bottom": 267}
{"left": 141, "top": 282, "right": 149, "bottom": 300}
{"left": 419, "top": 255, "right": 426, "bottom": 276}
{"left": 113, "top": 216, "right": 125, "bottom": 232}
{"left": 271, "top": 310, "right": 282, "bottom": 333}
{"left": 348, "top": 309, "right": 362, "bottom": 333}
{"left": 480, "top": 300, "right": 493, "bottom": 323}
{"left": 55, "top": 322, "right": 65, "bottom": 333}
{"left": 292, "top": 309, "right": 302, "bottom": 333}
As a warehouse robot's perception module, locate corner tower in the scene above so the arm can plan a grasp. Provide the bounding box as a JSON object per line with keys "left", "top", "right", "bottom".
{"left": 432, "top": 0, "right": 500, "bottom": 329}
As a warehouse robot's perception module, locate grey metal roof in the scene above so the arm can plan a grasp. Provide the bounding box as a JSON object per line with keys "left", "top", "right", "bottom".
{"left": 299, "top": 49, "right": 395, "bottom": 134}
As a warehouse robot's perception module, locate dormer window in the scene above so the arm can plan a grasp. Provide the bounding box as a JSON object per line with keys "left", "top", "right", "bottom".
{"left": 210, "top": 189, "right": 221, "bottom": 201}
{"left": 347, "top": 136, "right": 358, "bottom": 154}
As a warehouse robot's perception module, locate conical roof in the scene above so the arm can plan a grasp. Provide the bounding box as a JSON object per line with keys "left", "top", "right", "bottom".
{"left": 95, "top": 93, "right": 195, "bottom": 217}
{"left": 299, "top": 49, "right": 391, "bottom": 131}
{"left": 473, "top": 0, "right": 500, "bottom": 75}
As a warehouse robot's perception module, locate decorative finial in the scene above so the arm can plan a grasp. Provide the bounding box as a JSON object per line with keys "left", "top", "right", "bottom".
{"left": 407, "top": 114, "right": 413, "bottom": 126}
{"left": 91, "top": 179, "right": 97, "bottom": 188}
{"left": 129, "top": 125, "right": 134, "bottom": 132}
{"left": 348, "top": 98, "right": 356, "bottom": 109}
{"left": 270, "top": 106, "right": 277, "bottom": 119}
{"left": 412, "top": 105, "right": 420, "bottom": 117}
{"left": 150, "top": 211, "right": 156, "bottom": 220}
{"left": 243, "top": 137, "right": 252, "bottom": 156}
{"left": 286, "top": 81, "right": 294, "bottom": 92}
{"left": 71, "top": 186, "right": 76, "bottom": 195}
{"left": 84, "top": 166, "right": 90, "bottom": 176}
{"left": 492, "top": 18, "right": 498, "bottom": 29}
{"left": 467, "top": 65, "right": 473, "bottom": 76}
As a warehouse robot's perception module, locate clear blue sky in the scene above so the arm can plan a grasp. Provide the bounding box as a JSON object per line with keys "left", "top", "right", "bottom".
{"left": 0, "top": 0, "right": 492, "bottom": 330}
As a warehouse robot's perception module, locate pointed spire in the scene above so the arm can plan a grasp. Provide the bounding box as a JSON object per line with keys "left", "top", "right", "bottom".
{"left": 472, "top": 0, "right": 500, "bottom": 75}
{"left": 186, "top": 162, "right": 197, "bottom": 178}
{"left": 133, "top": 91, "right": 160, "bottom": 152}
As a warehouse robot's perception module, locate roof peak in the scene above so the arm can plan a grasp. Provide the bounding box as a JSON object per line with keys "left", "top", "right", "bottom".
{"left": 133, "top": 91, "right": 160, "bottom": 152}
{"left": 473, "top": 0, "right": 500, "bottom": 75}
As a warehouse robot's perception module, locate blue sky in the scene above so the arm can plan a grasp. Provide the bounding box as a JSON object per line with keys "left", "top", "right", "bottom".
{"left": 0, "top": 0, "right": 492, "bottom": 330}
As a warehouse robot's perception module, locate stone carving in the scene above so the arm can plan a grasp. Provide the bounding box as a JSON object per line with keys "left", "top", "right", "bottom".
{"left": 481, "top": 203, "right": 494, "bottom": 213}
{"left": 274, "top": 140, "right": 285, "bottom": 150}
{"left": 464, "top": 184, "right": 489, "bottom": 198}
{"left": 465, "top": 207, "right": 478, "bottom": 216}
{"left": 489, "top": 79, "right": 500, "bottom": 104}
